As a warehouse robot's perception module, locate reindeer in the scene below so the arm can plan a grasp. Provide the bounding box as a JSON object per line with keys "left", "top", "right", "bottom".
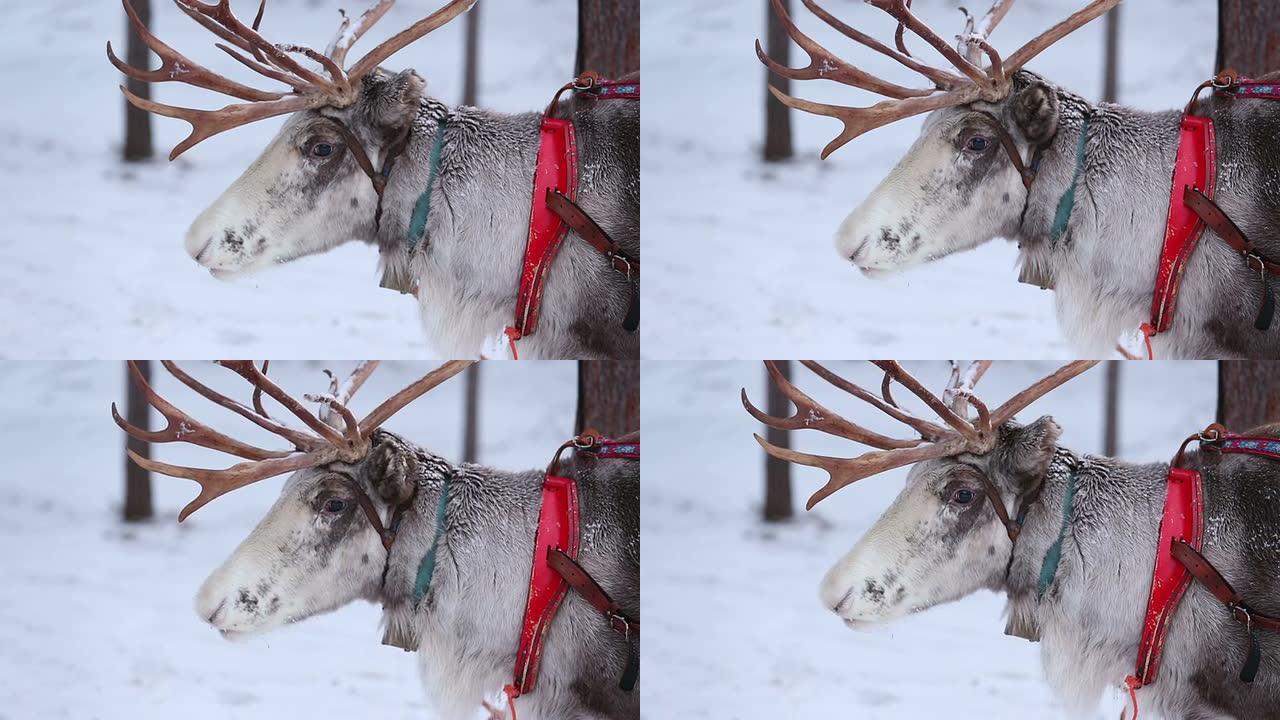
{"left": 108, "top": 0, "right": 639, "bottom": 359}
{"left": 111, "top": 361, "right": 639, "bottom": 720}
{"left": 759, "top": 0, "right": 1280, "bottom": 359}
{"left": 743, "top": 361, "right": 1280, "bottom": 719}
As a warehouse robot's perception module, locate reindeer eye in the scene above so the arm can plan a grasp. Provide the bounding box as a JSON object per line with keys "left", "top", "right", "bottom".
{"left": 310, "top": 142, "right": 335, "bottom": 158}
{"left": 964, "top": 136, "right": 990, "bottom": 152}
{"left": 322, "top": 498, "right": 347, "bottom": 513}
{"left": 950, "top": 488, "right": 977, "bottom": 505}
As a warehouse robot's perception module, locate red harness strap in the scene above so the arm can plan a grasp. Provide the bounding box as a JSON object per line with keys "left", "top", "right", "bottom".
{"left": 1141, "top": 114, "right": 1217, "bottom": 355}
{"left": 506, "top": 473, "right": 581, "bottom": 700}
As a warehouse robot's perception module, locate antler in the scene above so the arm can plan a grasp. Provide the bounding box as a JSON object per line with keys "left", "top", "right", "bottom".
{"left": 742, "top": 361, "right": 1098, "bottom": 509}
{"left": 107, "top": 0, "right": 477, "bottom": 159}
{"left": 112, "top": 360, "right": 473, "bottom": 521}
{"left": 758, "top": 0, "right": 1119, "bottom": 158}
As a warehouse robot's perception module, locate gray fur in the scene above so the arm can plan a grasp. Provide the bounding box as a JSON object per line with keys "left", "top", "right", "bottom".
{"left": 842, "top": 70, "right": 1280, "bottom": 358}
{"left": 186, "top": 69, "right": 639, "bottom": 359}
{"left": 195, "top": 429, "right": 639, "bottom": 720}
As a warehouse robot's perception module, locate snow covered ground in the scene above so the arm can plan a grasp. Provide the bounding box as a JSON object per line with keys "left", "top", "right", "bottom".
{"left": 0, "top": 0, "right": 576, "bottom": 359}
{"left": 641, "top": 360, "right": 1217, "bottom": 719}
{"left": 640, "top": 0, "right": 1216, "bottom": 359}
{"left": 0, "top": 360, "right": 577, "bottom": 719}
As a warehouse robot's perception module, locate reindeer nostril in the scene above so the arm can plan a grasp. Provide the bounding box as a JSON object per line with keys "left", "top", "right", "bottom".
{"left": 832, "top": 587, "right": 855, "bottom": 613}
{"left": 207, "top": 598, "right": 226, "bottom": 624}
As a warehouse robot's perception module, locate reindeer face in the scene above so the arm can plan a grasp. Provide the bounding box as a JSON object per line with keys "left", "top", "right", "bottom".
{"left": 818, "top": 417, "right": 1061, "bottom": 628}
{"left": 195, "top": 432, "right": 420, "bottom": 638}
{"left": 183, "top": 70, "right": 425, "bottom": 277}
{"left": 835, "top": 80, "right": 1061, "bottom": 275}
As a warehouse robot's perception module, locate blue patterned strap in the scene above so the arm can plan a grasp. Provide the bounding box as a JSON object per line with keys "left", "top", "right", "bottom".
{"left": 1217, "top": 436, "right": 1280, "bottom": 460}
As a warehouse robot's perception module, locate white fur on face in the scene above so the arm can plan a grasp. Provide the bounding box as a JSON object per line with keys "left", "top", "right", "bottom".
{"left": 818, "top": 461, "right": 1010, "bottom": 627}
{"left": 184, "top": 114, "right": 376, "bottom": 277}
{"left": 194, "top": 470, "right": 384, "bottom": 638}
{"left": 834, "top": 111, "right": 1024, "bottom": 275}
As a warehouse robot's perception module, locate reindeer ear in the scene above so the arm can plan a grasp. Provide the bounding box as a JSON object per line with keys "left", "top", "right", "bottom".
{"left": 365, "top": 433, "right": 418, "bottom": 506}
{"left": 998, "top": 415, "right": 1062, "bottom": 490}
{"left": 1010, "top": 81, "right": 1060, "bottom": 147}
{"left": 366, "top": 69, "right": 425, "bottom": 132}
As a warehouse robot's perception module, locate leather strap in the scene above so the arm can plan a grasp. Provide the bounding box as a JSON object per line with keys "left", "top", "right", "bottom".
{"left": 545, "top": 190, "right": 638, "bottom": 277}
{"left": 974, "top": 111, "right": 1037, "bottom": 190}
{"left": 548, "top": 548, "right": 638, "bottom": 640}
{"left": 1184, "top": 188, "right": 1280, "bottom": 276}
{"left": 322, "top": 117, "right": 414, "bottom": 232}
{"left": 1172, "top": 540, "right": 1280, "bottom": 633}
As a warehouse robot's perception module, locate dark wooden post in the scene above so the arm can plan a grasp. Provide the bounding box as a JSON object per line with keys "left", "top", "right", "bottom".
{"left": 462, "top": 1, "right": 481, "bottom": 106}
{"left": 763, "top": 361, "right": 794, "bottom": 522}
{"left": 1101, "top": 5, "right": 1121, "bottom": 103}
{"left": 123, "top": 361, "right": 154, "bottom": 522}
{"left": 1217, "top": 361, "right": 1280, "bottom": 430}
{"left": 763, "top": 0, "right": 793, "bottom": 162}
{"left": 575, "top": 0, "right": 640, "bottom": 78}
{"left": 122, "top": 0, "right": 153, "bottom": 162}
{"left": 576, "top": 361, "right": 639, "bottom": 437}
{"left": 461, "top": 364, "right": 480, "bottom": 463}
{"left": 1102, "top": 362, "right": 1120, "bottom": 456}
{"left": 1217, "top": 0, "right": 1280, "bottom": 75}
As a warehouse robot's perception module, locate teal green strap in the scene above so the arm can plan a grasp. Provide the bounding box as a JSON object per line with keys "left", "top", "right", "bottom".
{"left": 412, "top": 475, "right": 450, "bottom": 608}
{"left": 405, "top": 117, "right": 449, "bottom": 253}
{"left": 1049, "top": 115, "right": 1091, "bottom": 244}
{"left": 1037, "top": 469, "right": 1078, "bottom": 600}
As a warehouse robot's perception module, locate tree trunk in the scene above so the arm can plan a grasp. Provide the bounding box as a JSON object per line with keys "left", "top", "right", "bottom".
{"left": 763, "top": 0, "right": 793, "bottom": 162}
{"left": 123, "top": 361, "right": 154, "bottom": 522}
{"left": 1102, "top": 362, "right": 1120, "bottom": 456}
{"left": 461, "top": 364, "right": 480, "bottom": 462}
{"left": 763, "top": 361, "right": 793, "bottom": 522}
{"left": 1217, "top": 0, "right": 1280, "bottom": 76}
{"left": 1217, "top": 361, "right": 1280, "bottom": 430}
{"left": 575, "top": 0, "right": 639, "bottom": 78}
{"left": 576, "top": 361, "right": 639, "bottom": 437}
{"left": 123, "top": 0, "right": 153, "bottom": 162}
{"left": 1101, "top": 5, "right": 1121, "bottom": 103}
{"left": 462, "top": 1, "right": 480, "bottom": 106}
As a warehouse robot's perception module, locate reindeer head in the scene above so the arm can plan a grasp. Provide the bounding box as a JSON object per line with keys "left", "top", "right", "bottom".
{"left": 108, "top": 0, "right": 475, "bottom": 276}
{"left": 758, "top": 0, "right": 1116, "bottom": 274}
{"left": 111, "top": 360, "right": 472, "bottom": 636}
{"left": 742, "top": 361, "right": 1094, "bottom": 627}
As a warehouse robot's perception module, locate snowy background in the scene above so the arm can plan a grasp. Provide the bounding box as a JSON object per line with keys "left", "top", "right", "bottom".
{"left": 0, "top": 360, "right": 577, "bottom": 719}
{"left": 640, "top": 0, "right": 1216, "bottom": 359}
{"left": 0, "top": 0, "right": 576, "bottom": 359}
{"left": 641, "top": 360, "right": 1218, "bottom": 719}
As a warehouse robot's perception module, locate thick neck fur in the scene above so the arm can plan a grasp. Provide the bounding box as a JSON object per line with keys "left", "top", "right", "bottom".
{"left": 1004, "top": 447, "right": 1280, "bottom": 718}
{"left": 373, "top": 444, "right": 640, "bottom": 720}
{"left": 370, "top": 93, "right": 640, "bottom": 359}
{"left": 1014, "top": 76, "right": 1280, "bottom": 358}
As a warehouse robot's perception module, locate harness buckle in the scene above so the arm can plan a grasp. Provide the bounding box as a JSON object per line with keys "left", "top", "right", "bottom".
{"left": 608, "top": 611, "right": 633, "bottom": 640}
{"left": 609, "top": 252, "right": 634, "bottom": 279}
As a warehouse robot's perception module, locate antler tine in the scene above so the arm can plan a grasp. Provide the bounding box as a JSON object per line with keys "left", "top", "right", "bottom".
{"left": 108, "top": 0, "right": 285, "bottom": 102}
{"left": 755, "top": 0, "right": 935, "bottom": 100}
{"left": 870, "top": 361, "right": 983, "bottom": 445}
{"left": 118, "top": 88, "right": 322, "bottom": 160}
{"left": 217, "top": 361, "right": 351, "bottom": 452}
{"left": 766, "top": 86, "right": 974, "bottom": 158}
{"left": 310, "top": 360, "right": 381, "bottom": 446}
{"left": 799, "top": 361, "right": 952, "bottom": 441}
{"left": 172, "top": 0, "right": 332, "bottom": 88}
{"left": 989, "top": 361, "right": 1100, "bottom": 428}
{"left": 328, "top": 0, "right": 396, "bottom": 68}
{"left": 742, "top": 361, "right": 926, "bottom": 450}
{"left": 752, "top": 433, "right": 964, "bottom": 510}
{"left": 158, "top": 360, "right": 323, "bottom": 451}
{"left": 800, "top": 0, "right": 967, "bottom": 90}
{"left": 127, "top": 449, "right": 334, "bottom": 522}
{"left": 111, "top": 361, "right": 291, "bottom": 461}
{"left": 346, "top": 0, "right": 477, "bottom": 81}
{"left": 1002, "top": 0, "right": 1120, "bottom": 79}
{"left": 358, "top": 360, "right": 474, "bottom": 435}
{"left": 979, "top": 0, "right": 1017, "bottom": 38}
{"left": 864, "top": 0, "right": 990, "bottom": 89}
